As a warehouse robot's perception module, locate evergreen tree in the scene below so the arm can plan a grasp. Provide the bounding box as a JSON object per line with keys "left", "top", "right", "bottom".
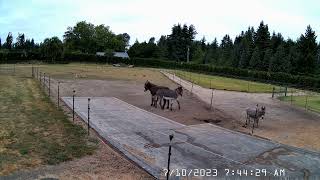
{"left": 15, "top": 33, "right": 25, "bottom": 49}
{"left": 249, "top": 47, "right": 261, "bottom": 69}
{"left": 253, "top": 21, "right": 271, "bottom": 70}
{"left": 219, "top": 34, "right": 233, "bottom": 66}
{"left": 269, "top": 44, "right": 291, "bottom": 72}
{"left": 4, "top": 32, "right": 13, "bottom": 50}
{"left": 296, "top": 25, "right": 318, "bottom": 74}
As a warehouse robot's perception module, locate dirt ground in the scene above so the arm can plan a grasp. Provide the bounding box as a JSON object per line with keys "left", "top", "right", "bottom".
{"left": 7, "top": 68, "right": 320, "bottom": 179}
{"left": 163, "top": 72, "right": 320, "bottom": 152}
{"left": 55, "top": 75, "right": 320, "bottom": 152}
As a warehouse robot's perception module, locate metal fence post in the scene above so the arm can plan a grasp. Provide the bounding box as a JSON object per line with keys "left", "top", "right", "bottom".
{"left": 290, "top": 89, "right": 293, "bottom": 105}
{"left": 32, "top": 65, "right": 34, "bottom": 77}
{"left": 210, "top": 88, "right": 214, "bottom": 110}
{"left": 272, "top": 87, "right": 275, "bottom": 98}
{"left": 284, "top": 86, "right": 288, "bottom": 97}
{"left": 72, "top": 90, "right": 75, "bottom": 122}
{"left": 166, "top": 134, "right": 174, "bottom": 180}
{"left": 43, "top": 73, "right": 46, "bottom": 89}
{"left": 48, "top": 75, "right": 51, "bottom": 97}
{"left": 57, "top": 82, "right": 60, "bottom": 107}
{"left": 88, "top": 98, "right": 91, "bottom": 135}
{"left": 39, "top": 72, "right": 42, "bottom": 86}
{"left": 305, "top": 92, "right": 308, "bottom": 110}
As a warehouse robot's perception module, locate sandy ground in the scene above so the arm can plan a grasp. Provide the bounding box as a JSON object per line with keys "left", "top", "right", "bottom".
{"left": 163, "top": 72, "right": 320, "bottom": 152}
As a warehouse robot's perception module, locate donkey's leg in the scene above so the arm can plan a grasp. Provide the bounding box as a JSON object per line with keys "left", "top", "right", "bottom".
{"left": 170, "top": 100, "right": 173, "bottom": 111}
{"left": 177, "top": 100, "right": 180, "bottom": 110}
{"left": 166, "top": 99, "right": 170, "bottom": 109}
{"left": 161, "top": 98, "right": 165, "bottom": 110}
{"left": 154, "top": 96, "right": 157, "bottom": 107}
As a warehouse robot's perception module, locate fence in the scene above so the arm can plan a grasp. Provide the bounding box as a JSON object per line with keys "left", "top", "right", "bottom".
{"left": 0, "top": 64, "right": 15, "bottom": 75}
{"left": 163, "top": 68, "right": 320, "bottom": 114}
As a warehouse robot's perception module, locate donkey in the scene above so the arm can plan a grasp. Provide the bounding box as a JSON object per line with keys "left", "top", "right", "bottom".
{"left": 144, "top": 80, "right": 169, "bottom": 107}
{"left": 245, "top": 105, "right": 266, "bottom": 128}
{"left": 155, "top": 86, "right": 183, "bottom": 110}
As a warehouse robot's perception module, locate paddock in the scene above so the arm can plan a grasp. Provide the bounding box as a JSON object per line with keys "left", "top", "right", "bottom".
{"left": 62, "top": 96, "right": 320, "bottom": 179}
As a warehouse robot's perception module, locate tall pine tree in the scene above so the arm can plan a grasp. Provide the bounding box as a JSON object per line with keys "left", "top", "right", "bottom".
{"left": 296, "top": 25, "right": 318, "bottom": 74}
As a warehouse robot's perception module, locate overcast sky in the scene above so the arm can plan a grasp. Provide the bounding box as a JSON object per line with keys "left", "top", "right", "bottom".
{"left": 0, "top": 0, "right": 319, "bottom": 45}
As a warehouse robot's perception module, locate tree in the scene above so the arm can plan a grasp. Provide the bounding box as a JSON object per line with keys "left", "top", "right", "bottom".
{"left": 296, "top": 25, "right": 318, "bottom": 74}
{"left": 157, "top": 35, "right": 169, "bottom": 58}
{"left": 64, "top": 21, "right": 129, "bottom": 53}
{"left": 4, "top": 32, "right": 13, "bottom": 50}
{"left": 254, "top": 21, "right": 271, "bottom": 70}
{"left": 269, "top": 44, "right": 291, "bottom": 73}
{"left": 167, "top": 24, "right": 197, "bottom": 61}
{"left": 219, "top": 34, "right": 233, "bottom": 66}
{"left": 0, "top": 38, "right": 1, "bottom": 49}
{"left": 249, "top": 47, "right": 261, "bottom": 69}
{"left": 15, "top": 33, "right": 25, "bottom": 49}
{"left": 40, "top": 37, "right": 63, "bottom": 61}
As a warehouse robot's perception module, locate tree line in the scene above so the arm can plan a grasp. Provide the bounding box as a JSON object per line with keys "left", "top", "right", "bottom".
{"left": 1, "top": 20, "right": 319, "bottom": 76}
{"left": 128, "top": 21, "right": 320, "bottom": 76}
{"left": 0, "top": 21, "right": 130, "bottom": 61}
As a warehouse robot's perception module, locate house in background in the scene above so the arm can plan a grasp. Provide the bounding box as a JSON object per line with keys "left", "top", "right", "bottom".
{"left": 96, "top": 51, "right": 130, "bottom": 59}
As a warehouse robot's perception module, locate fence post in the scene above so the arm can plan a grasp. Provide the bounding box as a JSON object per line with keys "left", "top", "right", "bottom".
{"left": 272, "top": 87, "right": 275, "bottom": 98}
{"left": 43, "top": 73, "right": 46, "bottom": 90}
{"left": 48, "top": 75, "right": 51, "bottom": 97}
{"left": 72, "top": 90, "right": 75, "bottom": 122}
{"left": 39, "top": 72, "right": 42, "bottom": 86}
{"left": 88, "top": 98, "right": 91, "bottom": 135}
{"left": 32, "top": 64, "right": 34, "bottom": 77}
{"left": 284, "top": 86, "right": 288, "bottom": 97}
{"left": 210, "top": 88, "right": 214, "bottom": 110}
{"left": 57, "top": 82, "right": 60, "bottom": 107}
{"left": 166, "top": 134, "right": 174, "bottom": 180}
{"left": 305, "top": 92, "right": 308, "bottom": 110}
{"left": 290, "top": 89, "right": 293, "bottom": 105}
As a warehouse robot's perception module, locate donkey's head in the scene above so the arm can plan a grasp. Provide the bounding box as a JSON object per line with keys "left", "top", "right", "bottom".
{"left": 144, "top": 80, "right": 151, "bottom": 92}
{"left": 175, "top": 86, "right": 183, "bottom": 97}
{"left": 260, "top": 106, "right": 266, "bottom": 119}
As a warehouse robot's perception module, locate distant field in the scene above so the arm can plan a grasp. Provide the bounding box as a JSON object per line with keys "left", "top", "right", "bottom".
{"left": 169, "top": 70, "right": 281, "bottom": 93}
{"left": 2, "top": 63, "right": 294, "bottom": 93}
{"left": 279, "top": 95, "right": 320, "bottom": 113}
{"left": 0, "top": 75, "right": 97, "bottom": 175}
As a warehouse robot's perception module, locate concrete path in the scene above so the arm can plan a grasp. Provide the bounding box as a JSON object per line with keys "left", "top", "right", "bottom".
{"left": 62, "top": 97, "right": 320, "bottom": 179}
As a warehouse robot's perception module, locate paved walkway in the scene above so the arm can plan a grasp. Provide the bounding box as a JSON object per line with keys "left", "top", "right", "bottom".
{"left": 62, "top": 97, "right": 320, "bottom": 179}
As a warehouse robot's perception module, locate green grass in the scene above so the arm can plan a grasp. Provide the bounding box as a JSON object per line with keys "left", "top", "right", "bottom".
{"left": 170, "top": 70, "right": 283, "bottom": 93}
{"left": 279, "top": 95, "right": 320, "bottom": 113}
{"left": 0, "top": 75, "right": 97, "bottom": 175}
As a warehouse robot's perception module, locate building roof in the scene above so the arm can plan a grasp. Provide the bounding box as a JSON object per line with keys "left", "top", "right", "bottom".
{"left": 113, "top": 52, "right": 130, "bottom": 59}
{"left": 96, "top": 51, "right": 130, "bottom": 59}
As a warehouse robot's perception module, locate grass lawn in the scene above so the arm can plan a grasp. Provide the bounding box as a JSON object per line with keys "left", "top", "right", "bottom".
{"left": 279, "top": 95, "right": 320, "bottom": 113}
{"left": 170, "top": 70, "right": 280, "bottom": 93}
{"left": 0, "top": 75, "right": 97, "bottom": 176}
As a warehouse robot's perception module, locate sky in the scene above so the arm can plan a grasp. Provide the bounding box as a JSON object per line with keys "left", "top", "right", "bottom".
{"left": 0, "top": 0, "right": 319, "bottom": 45}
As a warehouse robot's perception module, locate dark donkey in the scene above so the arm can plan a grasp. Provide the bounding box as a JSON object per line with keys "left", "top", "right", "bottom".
{"left": 155, "top": 86, "right": 183, "bottom": 110}
{"left": 144, "top": 80, "right": 169, "bottom": 107}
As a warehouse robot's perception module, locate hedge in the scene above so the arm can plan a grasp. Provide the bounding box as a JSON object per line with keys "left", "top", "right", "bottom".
{"left": 0, "top": 52, "right": 319, "bottom": 91}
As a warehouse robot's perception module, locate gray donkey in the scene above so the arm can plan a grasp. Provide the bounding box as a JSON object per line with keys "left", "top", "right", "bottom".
{"left": 155, "top": 86, "right": 183, "bottom": 110}
{"left": 245, "top": 105, "right": 266, "bottom": 128}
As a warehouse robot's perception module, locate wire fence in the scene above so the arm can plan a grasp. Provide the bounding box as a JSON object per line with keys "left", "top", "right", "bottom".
{"left": 163, "top": 68, "right": 320, "bottom": 114}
